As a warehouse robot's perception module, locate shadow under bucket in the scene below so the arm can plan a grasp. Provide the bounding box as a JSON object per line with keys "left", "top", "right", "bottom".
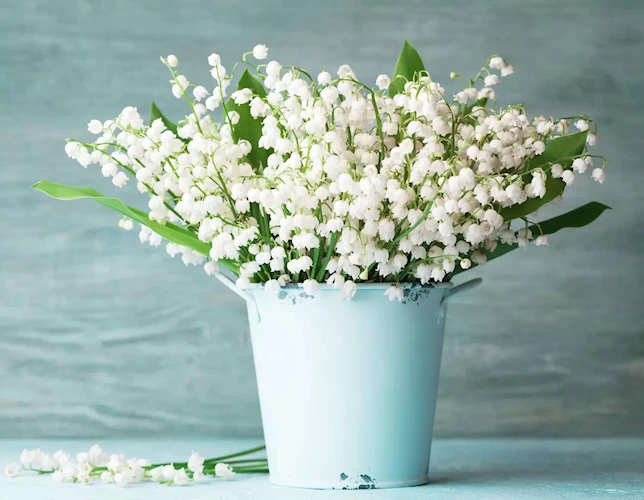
{"left": 216, "top": 275, "right": 482, "bottom": 490}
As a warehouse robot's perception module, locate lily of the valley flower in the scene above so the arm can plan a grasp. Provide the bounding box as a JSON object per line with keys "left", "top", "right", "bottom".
{"left": 6, "top": 445, "right": 267, "bottom": 487}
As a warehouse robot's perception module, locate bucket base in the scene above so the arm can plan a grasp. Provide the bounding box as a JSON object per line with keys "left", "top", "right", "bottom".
{"left": 269, "top": 475, "right": 430, "bottom": 490}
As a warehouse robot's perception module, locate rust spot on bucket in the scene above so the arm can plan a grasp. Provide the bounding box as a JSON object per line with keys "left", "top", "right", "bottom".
{"left": 402, "top": 287, "right": 433, "bottom": 305}
{"left": 275, "top": 289, "right": 315, "bottom": 305}
{"left": 359, "top": 474, "right": 376, "bottom": 489}
{"left": 338, "top": 472, "right": 377, "bottom": 489}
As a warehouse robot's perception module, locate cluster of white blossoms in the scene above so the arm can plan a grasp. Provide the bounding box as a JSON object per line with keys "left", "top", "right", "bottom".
{"left": 5, "top": 445, "right": 264, "bottom": 486}
{"left": 64, "top": 44, "right": 605, "bottom": 299}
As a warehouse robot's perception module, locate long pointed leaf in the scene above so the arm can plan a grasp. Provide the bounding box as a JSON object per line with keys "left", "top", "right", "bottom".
{"left": 33, "top": 180, "right": 212, "bottom": 254}
{"left": 388, "top": 40, "right": 425, "bottom": 97}
{"left": 226, "top": 70, "right": 270, "bottom": 171}
{"left": 150, "top": 102, "right": 178, "bottom": 134}
{"left": 501, "top": 131, "right": 588, "bottom": 221}
{"left": 453, "top": 201, "right": 611, "bottom": 276}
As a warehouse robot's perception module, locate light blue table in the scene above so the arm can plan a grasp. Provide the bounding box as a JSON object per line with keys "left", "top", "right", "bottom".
{"left": 1, "top": 439, "right": 642, "bottom": 499}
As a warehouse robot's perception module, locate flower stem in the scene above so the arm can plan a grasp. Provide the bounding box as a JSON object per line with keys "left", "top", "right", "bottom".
{"left": 146, "top": 444, "right": 267, "bottom": 469}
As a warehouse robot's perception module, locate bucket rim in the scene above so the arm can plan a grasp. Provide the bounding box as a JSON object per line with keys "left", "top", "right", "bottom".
{"left": 242, "top": 281, "right": 455, "bottom": 291}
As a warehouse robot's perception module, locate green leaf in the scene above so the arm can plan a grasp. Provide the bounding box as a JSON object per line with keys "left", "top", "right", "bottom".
{"left": 452, "top": 201, "right": 611, "bottom": 276}
{"left": 535, "top": 201, "right": 610, "bottom": 234}
{"left": 225, "top": 70, "right": 270, "bottom": 171}
{"left": 388, "top": 40, "right": 425, "bottom": 97}
{"left": 33, "top": 180, "right": 208, "bottom": 252}
{"left": 316, "top": 233, "right": 339, "bottom": 282}
{"left": 463, "top": 97, "right": 488, "bottom": 115}
{"left": 501, "top": 131, "right": 588, "bottom": 221}
{"left": 32, "top": 181, "right": 239, "bottom": 275}
{"left": 150, "top": 102, "right": 178, "bottom": 135}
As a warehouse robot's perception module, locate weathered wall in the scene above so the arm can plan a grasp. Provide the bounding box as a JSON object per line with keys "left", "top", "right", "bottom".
{"left": 1, "top": 0, "right": 643, "bottom": 437}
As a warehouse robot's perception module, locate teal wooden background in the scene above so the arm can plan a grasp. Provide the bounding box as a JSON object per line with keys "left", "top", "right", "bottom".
{"left": 2, "top": 0, "right": 643, "bottom": 438}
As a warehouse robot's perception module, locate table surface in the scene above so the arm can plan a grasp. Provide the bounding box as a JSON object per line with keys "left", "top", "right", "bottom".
{"left": 0, "top": 439, "right": 642, "bottom": 499}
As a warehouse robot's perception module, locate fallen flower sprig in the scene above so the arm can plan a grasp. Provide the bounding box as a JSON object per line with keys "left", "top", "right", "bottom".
{"left": 4, "top": 444, "right": 268, "bottom": 486}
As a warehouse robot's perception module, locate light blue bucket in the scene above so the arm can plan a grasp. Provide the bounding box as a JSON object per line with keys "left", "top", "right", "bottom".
{"left": 216, "top": 275, "right": 482, "bottom": 490}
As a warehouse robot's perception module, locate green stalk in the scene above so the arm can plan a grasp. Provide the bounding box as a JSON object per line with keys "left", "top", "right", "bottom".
{"left": 316, "top": 233, "right": 339, "bottom": 282}
{"left": 311, "top": 236, "right": 324, "bottom": 278}
{"left": 387, "top": 198, "right": 435, "bottom": 252}
{"left": 204, "top": 445, "right": 266, "bottom": 463}
{"left": 222, "top": 458, "right": 268, "bottom": 465}
{"left": 232, "top": 465, "right": 270, "bottom": 473}
{"left": 147, "top": 444, "right": 266, "bottom": 469}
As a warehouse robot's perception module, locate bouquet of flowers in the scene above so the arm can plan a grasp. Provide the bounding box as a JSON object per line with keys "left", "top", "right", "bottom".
{"left": 34, "top": 41, "right": 608, "bottom": 299}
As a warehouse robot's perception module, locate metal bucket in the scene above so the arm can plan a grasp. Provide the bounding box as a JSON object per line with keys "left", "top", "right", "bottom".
{"left": 216, "top": 275, "right": 481, "bottom": 490}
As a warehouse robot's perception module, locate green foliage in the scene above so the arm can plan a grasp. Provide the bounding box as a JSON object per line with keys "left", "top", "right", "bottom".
{"left": 501, "top": 131, "right": 588, "bottom": 221}
{"left": 463, "top": 97, "right": 488, "bottom": 115}
{"left": 31, "top": 181, "right": 239, "bottom": 274}
{"left": 388, "top": 40, "right": 425, "bottom": 97}
{"left": 453, "top": 201, "right": 611, "bottom": 276}
{"left": 224, "top": 70, "right": 273, "bottom": 239}
{"left": 149, "top": 102, "right": 178, "bottom": 134}
{"left": 225, "top": 70, "right": 270, "bottom": 171}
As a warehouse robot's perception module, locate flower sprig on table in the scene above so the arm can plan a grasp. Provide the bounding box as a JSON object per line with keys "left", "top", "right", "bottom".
{"left": 4, "top": 444, "right": 267, "bottom": 486}
{"left": 34, "top": 41, "right": 610, "bottom": 299}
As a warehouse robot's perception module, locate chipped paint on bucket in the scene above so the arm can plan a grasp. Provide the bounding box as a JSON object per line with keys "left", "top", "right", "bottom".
{"left": 215, "top": 276, "right": 482, "bottom": 490}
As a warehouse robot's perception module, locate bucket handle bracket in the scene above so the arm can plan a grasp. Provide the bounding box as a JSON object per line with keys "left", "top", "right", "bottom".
{"left": 441, "top": 278, "right": 482, "bottom": 306}
{"left": 214, "top": 272, "right": 261, "bottom": 323}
